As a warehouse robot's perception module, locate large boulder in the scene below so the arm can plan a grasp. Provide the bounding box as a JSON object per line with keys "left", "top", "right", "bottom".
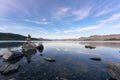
{"left": 2, "top": 50, "right": 23, "bottom": 60}
{"left": 0, "top": 63, "right": 20, "bottom": 75}
{"left": 22, "top": 42, "right": 37, "bottom": 50}
{"left": 36, "top": 44, "right": 44, "bottom": 53}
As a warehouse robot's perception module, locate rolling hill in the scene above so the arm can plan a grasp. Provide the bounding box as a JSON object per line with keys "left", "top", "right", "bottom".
{"left": 0, "top": 33, "right": 38, "bottom": 40}
{"left": 78, "top": 34, "right": 120, "bottom": 41}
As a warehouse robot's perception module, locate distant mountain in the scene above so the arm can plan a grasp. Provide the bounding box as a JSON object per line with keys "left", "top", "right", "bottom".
{"left": 78, "top": 34, "right": 120, "bottom": 41}
{"left": 38, "top": 38, "right": 52, "bottom": 41}
{"left": 0, "top": 32, "right": 120, "bottom": 41}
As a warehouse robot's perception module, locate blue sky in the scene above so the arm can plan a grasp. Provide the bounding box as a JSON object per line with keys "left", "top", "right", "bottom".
{"left": 0, "top": 0, "right": 120, "bottom": 39}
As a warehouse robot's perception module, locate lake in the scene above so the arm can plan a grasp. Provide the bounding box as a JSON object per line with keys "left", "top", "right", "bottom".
{"left": 0, "top": 41, "right": 120, "bottom": 80}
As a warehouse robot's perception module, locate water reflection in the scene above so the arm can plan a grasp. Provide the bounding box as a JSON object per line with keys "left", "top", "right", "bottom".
{"left": 80, "top": 41, "right": 120, "bottom": 48}
{"left": 0, "top": 42, "right": 23, "bottom": 48}
{"left": 0, "top": 41, "right": 120, "bottom": 80}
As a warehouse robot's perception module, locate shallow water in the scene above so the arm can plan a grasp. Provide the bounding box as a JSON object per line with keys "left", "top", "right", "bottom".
{"left": 0, "top": 41, "right": 120, "bottom": 80}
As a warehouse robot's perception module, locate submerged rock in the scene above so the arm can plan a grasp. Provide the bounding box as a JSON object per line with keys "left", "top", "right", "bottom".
{"left": 56, "top": 77, "right": 68, "bottom": 80}
{"left": 0, "top": 64, "right": 9, "bottom": 72}
{"left": 43, "top": 57, "right": 56, "bottom": 62}
{"left": 2, "top": 50, "right": 23, "bottom": 61}
{"left": 109, "top": 77, "right": 117, "bottom": 80}
{"left": 0, "top": 64, "right": 20, "bottom": 75}
{"left": 85, "top": 45, "right": 96, "bottom": 49}
{"left": 7, "top": 55, "right": 23, "bottom": 64}
{"left": 9, "top": 78, "right": 15, "bottom": 80}
{"left": 90, "top": 57, "right": 101, "bottom": 61}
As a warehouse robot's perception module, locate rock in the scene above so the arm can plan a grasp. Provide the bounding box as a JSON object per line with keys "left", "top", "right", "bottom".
{"left": 27, "top": 34, "right": 31, "bottom": 41}
{"left": 56, "top": 77, "right": 68, "bottom": 80}
{"left": 107, "top": 62, "right": 120, "bottom": 80}
{"left": 36, "top": 44, "right": 44, "bottom": 53}
{"left": 9, "top": 78, "right": 15, "bottom": 80}
{"left": 0, "top": 64, "right": 20, "bottom": 75}
{"left": 2, "top": 50, "right": 23, "bottom": 60}
{"left": 109, "top": 77, "right": 117, "bottom": 80}
{"left": 43, "top": 57, "right": 56, "bottom": 62}
{"left": 40, "top": 53, "right": 43, "bottom": 56}
{"left": 7, "top": 55, "right": 23, "bottom": 64}
{"left": 22, "top": 35, "right": 37, "bottom": 50}
{"left": 2, "top": 50, "right": 13, "bottom": 60}
{"left": 90, "top": 57, "right": 101, "bottom": 61}
{"left": 102, "top": 77, "right": 109, "bottom": 80}
{"left": 0, "top": 64, "right": 9, "bottom": 72}
{"left": 85, "top": 45, "right": 96, "bottom": 49}
{"left": 3, "top": 64, "right": 20, "bottom": 74}
{"left": 22, "top": 42, "right": 36, "bottom": 50}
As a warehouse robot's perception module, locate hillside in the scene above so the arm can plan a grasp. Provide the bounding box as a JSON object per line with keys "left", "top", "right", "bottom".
{"left": 78, "top": 34, "right": 120, "bottom": 41}
{"left": 0, "top": 33, "right": 38, "bottom": 40}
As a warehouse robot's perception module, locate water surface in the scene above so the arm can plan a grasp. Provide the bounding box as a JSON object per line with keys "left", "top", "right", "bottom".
{"left": 0, "top": 41, "right": 120, "bottom": 80}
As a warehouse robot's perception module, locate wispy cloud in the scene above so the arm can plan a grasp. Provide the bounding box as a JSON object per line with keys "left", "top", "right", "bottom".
{"left": 100, "top": 13, "right": 120, "bottom": 24}
{"left": 53, "top": 6, "right": 92, "bottom": 21}
{"left": 95, "top": 9, "right": 112, "bottom": 17}
{"left": 24, "top": 18, "right": 49, "bottom": 24}
{"left": 0, "top": 0, "right": 45, "bottom": 18}
{"left": 64, "top": 26, "right": 100, "bottom": 33}
{"left": 53, "top": 7, "right": 70, "bottom": 20}
{"left": 72, "top": 7, "right": 92, "bottom": 21}
{"left": 95, "top": 5, "right": 120, "bottom": 17}
{"left": 0, "top": 0, "right": 30, "bottom": 17}
{"left": 63, "top": 13, "right": 120, "bottom": 33}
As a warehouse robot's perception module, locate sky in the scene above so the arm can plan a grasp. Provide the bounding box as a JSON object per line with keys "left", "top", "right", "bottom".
{"left": 0, "top": 0, "right": 120, "bottom": 39}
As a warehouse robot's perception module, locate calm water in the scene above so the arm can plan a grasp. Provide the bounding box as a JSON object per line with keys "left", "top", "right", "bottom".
{"left": 0, "top": 41, "right": 120, "bottom": 80}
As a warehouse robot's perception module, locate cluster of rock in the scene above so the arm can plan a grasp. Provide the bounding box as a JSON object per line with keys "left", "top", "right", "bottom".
{"left": 0, "top": 35, "right": 44, "bottom": 75}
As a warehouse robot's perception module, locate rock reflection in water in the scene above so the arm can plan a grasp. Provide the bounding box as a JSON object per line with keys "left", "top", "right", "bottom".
{"left": 23, "top": 49, "right": 37, "bottom": 63}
